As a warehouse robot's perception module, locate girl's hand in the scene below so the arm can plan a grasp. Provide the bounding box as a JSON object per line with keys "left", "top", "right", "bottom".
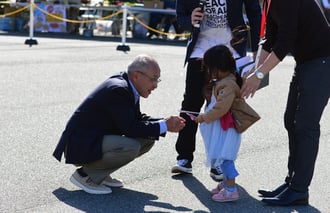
{"left": 195, "top": 115, "right": 204, "bottom": 123}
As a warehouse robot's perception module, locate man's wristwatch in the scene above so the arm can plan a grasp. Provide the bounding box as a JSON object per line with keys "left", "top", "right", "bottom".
{"left": 255, "top": 70, "right": 265, "bottom": 80}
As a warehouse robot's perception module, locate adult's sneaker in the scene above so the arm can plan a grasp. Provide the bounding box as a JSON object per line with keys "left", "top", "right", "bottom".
{"left": 171, "top": 159, "right": 192, "bottom": 173}
{"left": 102, "top": 176, "right": 124, "bottom": 188}
{"left": 210, "top": 166, "right": 224, "bottom": 182}
{"left": 70, "top": 170, "right": 112, "bottom": 194}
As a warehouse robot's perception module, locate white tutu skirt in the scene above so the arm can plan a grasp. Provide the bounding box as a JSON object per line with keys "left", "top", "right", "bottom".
{"left": 199, "top": 95, "right": 241, "bottom": 168}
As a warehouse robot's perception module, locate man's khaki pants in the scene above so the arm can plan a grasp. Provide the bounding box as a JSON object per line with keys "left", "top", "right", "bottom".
{"left": 81, "top": 135, "right": 155, "bottom": 184}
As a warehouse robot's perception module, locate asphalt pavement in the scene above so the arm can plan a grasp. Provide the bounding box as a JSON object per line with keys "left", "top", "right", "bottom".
{"left": 0, "top": 32, "right": 329, "bottom": 213}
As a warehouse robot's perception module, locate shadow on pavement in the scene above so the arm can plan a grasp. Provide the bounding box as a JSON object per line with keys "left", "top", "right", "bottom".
{"left": 53, "top": 187, "right": 191, "bottom": 212}
{"left": 171, "top": 174, "right": 321, "bottom": 213}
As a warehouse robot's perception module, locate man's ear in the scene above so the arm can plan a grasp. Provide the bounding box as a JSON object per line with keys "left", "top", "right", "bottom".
{"left": 129, "top": 71, "right": 138, "bottom": 82}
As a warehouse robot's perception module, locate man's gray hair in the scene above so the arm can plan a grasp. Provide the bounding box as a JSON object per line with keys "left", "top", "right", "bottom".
{"left": 127, "top": 54, "right": 160, "bottom": 74}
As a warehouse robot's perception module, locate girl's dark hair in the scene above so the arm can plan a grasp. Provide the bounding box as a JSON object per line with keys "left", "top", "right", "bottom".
{"left": 203, "top": 45, "right": 242, "bottom": 88}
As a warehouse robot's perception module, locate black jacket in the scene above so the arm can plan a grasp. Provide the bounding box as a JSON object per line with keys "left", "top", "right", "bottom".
{"left": 53, "top": 72, "right": 162, "bottom": 164}
{"left": 176, "top": 0, "right": 261, "bottom": 64}
{"left": 263, "top": 0, "right": 330, "bottom": 64}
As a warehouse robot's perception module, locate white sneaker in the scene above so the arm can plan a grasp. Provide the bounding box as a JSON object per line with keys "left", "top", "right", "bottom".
{"left": 102, "top": 176, "right": 124, "bottom": 188}
{"left": 171, "top": 159, "right": 192, "bottom": 173}
{"left": 210, "top": 165, "right": 224, "bottom": 182}
{"left": 70, "top": 170, "right": 112, "bottom": 194}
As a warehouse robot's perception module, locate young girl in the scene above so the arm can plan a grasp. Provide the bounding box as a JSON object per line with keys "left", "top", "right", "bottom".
{"left": 195, "top": 45, "right": 242, "bottom": 202}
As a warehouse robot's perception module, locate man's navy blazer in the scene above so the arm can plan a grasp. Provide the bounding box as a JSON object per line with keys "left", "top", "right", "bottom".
{"left": 53, "top": 72, "right": 162, "bottom": 164}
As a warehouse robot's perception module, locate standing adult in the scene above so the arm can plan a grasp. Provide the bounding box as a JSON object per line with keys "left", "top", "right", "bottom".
{"left": 171, "top": 0, "right": 261, "bottom": 182}
{"left": 53, "top": 54, "right": 185, "bottom": 194}
{"left": 162, "top": 0, "right": 183, "bottom": 40}
{"left": 241, "top": 0, "right": 330, "bottom": 206}
{"left": 147, "top": 0, "right": 182, "bottom": 40}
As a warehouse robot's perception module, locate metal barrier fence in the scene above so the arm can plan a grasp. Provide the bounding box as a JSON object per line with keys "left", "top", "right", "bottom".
{"left": 0, "top": 2, "right": 190, "bottom": 49}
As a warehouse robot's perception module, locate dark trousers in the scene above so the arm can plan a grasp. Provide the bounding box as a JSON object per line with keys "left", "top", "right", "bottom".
{"left": 163, "top": 15, "right": 182, "bottom": 34}
{"left": 148, "top": 13, "right": 163, "bottom": 37}
{"left": 175, "top": 59, "right": 206, "bottom": 163}
{"left": 284, "top": 56, "right": 330, "bottom": 192}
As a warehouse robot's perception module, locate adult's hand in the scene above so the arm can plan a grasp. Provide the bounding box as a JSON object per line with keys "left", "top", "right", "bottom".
{"left": 191, "top": 7, "right": 204, "bottom": 26}
{"left": 166, "top": 116, "right": 186, "bottom": 132}
{"left": 241, "top": 50, "right": 279, "bottom": 99}
{"left": 240, "top": 72, "right": 261, "bottom": 99}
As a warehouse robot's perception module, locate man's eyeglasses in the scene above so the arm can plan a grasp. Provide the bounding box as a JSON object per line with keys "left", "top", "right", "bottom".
{"left": 137, "top": 71, "right": 161, "bottom": 83}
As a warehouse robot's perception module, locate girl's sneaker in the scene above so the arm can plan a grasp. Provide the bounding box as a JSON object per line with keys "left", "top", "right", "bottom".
{"left": 211, "top": 182, "right": 224, "bottom": 195}
{"left": 212, "top": 187, "right": 239, "bottom": 202}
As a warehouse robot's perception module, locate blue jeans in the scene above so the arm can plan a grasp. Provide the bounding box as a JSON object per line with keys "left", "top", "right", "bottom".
{"left": 221, "top": 160, "right": 239, "bottom": 180}
{"left": 284, "top": 56, "right": 330, "bottom": 192}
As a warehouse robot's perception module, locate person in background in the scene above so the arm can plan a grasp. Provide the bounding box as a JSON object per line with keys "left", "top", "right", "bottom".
{"left": 171, "top": 0, "right": 261, "bottom": 182}
{"left": 53, "top": 54, "right": 185, "bottom": 194}
{"left": 195, "top": 45, "right": 243, "bottom": 202}
{"left": 147, "top": 0, "right": 182, "bottom": 39}
{"left": 162, "top": 0, "right": 183, "bottom": 40}
{"left": 241, "top": 0, "right": 330, "bottom": 206}
{"left": 147, "top": 4, "right": 164, "bottom": 39}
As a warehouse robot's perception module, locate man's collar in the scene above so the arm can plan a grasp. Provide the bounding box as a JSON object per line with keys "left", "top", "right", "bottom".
{"left": 128, "top": 79, "right": 140, "bottom": 103}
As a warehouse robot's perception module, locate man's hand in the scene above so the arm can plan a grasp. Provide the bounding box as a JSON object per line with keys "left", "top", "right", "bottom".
{"left": 165, "top": 116, "right": 186, "bottom": 132}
